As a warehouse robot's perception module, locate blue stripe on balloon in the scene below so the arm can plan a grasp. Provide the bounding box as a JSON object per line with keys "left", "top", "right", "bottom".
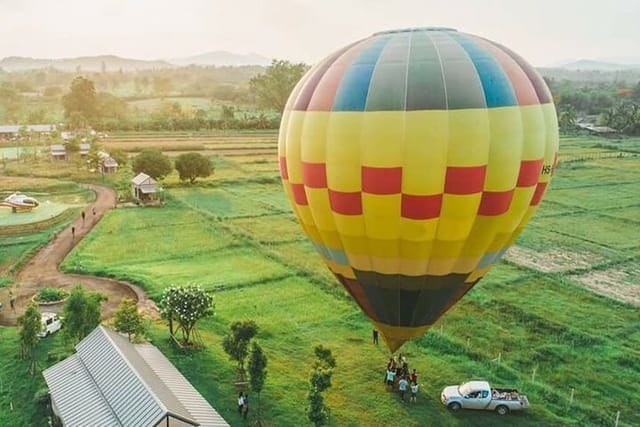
{"left": 476, "top": 247, "right": 510, "bottom": 269}
{"left": 332, "top": 35, "right": 391, "bottom": 111}
{"left": 449, "top": 32, "right": 517, "bottom": 108}
{"left": 312, "top": 242, "right": 349, "bottom": 266}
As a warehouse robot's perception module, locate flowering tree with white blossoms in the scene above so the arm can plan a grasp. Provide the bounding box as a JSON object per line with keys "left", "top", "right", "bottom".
{"left": 159, "top": 284, "right": 215, "bottom": 346}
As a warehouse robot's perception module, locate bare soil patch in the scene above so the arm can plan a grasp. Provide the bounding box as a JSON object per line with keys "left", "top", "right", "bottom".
{"left": 570, "top": 269, "right": 640, "bottom": 307}
{"left": 505, "top": 246, "right": 600, "bottom": 273}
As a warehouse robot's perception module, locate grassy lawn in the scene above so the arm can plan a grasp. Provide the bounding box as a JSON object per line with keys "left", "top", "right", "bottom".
{"left": 2, "top": 133, "right": 640, "bottom": 426}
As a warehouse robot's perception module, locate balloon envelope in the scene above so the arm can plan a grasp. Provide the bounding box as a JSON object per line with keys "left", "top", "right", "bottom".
{"left": 278, "top": 27, "right": 558, "bottom": 352}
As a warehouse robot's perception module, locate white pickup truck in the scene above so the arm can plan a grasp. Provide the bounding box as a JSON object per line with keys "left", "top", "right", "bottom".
{"left": 441, "top": 380, "right": 529, "bottom": 415}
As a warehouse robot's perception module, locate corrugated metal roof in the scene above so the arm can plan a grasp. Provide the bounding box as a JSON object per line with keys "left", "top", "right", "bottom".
{"left": 139, "top": 186, "right": 160, "bottom": 194}
{"left": 43, "top": 354, "right": 120, "bottom": 427}
{"left": 51, "top": 144, "right": 66, "bottom": 152}
{"left": 99, "top": 328, "right": 195, "bottom": 424}
{"left": 103, "top": 157, "right": 118, "bottom": 167}
{"left": 132, "top": 172, "right": 155, "bottom": 186}
{"left": 0, "top": 124, "right": 55, "bottom": 133}
{"left": 136, "top": 344, "right": 230, "bottom": 427}
{"left": 43, "top": 326, "right": 229, "bottom": 427}
{"left": 76, "top": 327, "right": 167, "bottom": 426}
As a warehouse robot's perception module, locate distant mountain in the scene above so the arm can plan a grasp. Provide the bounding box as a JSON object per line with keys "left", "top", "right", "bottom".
{"left": 550, "top": 59, "right": 640, "bottom": 71}
{"left": 168, "top": 51, "right": 272, "bottom": 67}
{"left": 0, "top": 55, "right": 174, "bottom": 72}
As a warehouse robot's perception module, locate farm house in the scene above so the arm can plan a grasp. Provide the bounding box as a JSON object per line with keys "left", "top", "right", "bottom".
{"left": 98, "top": 151, "right": 118, "bottom": 174}
{"left": 43, "top": 326, "right": 229, "bottom": 427}
{"left": 50, "top": 144, "right": 67, "bottom": 160}
{"left": 131, "top": 172, "right": 162, "bottom": 202}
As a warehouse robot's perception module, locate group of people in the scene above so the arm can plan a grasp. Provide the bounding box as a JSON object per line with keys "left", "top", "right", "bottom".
{"left": 384, "top": 354, "right": 419, "bottom": 403}
{"left": 237, "top": 392, "right": 250, "bottom": 420}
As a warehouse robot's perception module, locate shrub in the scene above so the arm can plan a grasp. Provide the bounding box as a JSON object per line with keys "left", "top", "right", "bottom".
{"left": 35, "top": 287, "right": 68, "bottom": 303}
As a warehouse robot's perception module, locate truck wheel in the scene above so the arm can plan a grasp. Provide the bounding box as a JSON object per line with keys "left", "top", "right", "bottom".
{"left": 496, "top": 405, "right": 509, "bottom": 415}
{"left": 448, "top": 402, "right": 461, "bottom": 412}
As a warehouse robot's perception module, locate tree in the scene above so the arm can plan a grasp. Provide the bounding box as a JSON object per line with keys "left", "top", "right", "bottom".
{"left": 62, "top": 285, "right": 105, "bottom": 343}
{"left": 249, "top": 59, "right": 308, "bottom": 112}
{"left": 222, "top": 320, "right": 258, "bottom": 380}
{"left": 558, "top": 105, "right": 577, "bottom": 130}
{"left": 113, "top": 298, "right": 146, "bottom": 342}
{"left": 132, "top": 149, "right": 173, "bottom": 179}
{"left": 153, "top": 76, "right": 173, "bottom": 99}
{"left": 159, "top": 285, "right": 214, "bottom": 346}
{"left": 109, "top": 148, "right": 129, "bottom": 167}
{"left": 174, "top": 152, "right": 212, "bottom": 184}
{"left": 86, "top": 143, "right": 103, "bottom": 172}
{"left": 307, "top": 345, "right": 336, "bottom": 427}
{"left": 0, "top": 83, "right": 23, "bottom": 123}
{"left": 62, "top": 76, "right": 98, "bottom": 120}
{"left": 17, "top": 303, "right": 41, "bottom": 375}
{"left": 248, "top": 341, "right": 267, "bottom": 424}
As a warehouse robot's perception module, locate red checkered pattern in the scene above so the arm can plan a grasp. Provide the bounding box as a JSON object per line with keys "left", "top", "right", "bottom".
{"left": 281, "top": 158, "right": 546, "bottom": 216}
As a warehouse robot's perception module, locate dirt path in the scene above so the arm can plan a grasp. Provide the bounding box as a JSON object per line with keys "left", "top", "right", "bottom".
{"left": 0, "top": 184, "right": 158, "bottom": 326}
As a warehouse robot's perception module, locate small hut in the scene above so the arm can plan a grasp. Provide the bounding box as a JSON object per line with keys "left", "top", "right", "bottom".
{"left": 79, "top": 143, "right": 90, "bottom": 157}
{"left": 131, "top": 172, "right": 161, "bottom": 202}
{"left": 98, "top": 151, "right": 118, "bottom": 174}
{"left": 51, "top": 144, "right": 67, "bottom": 160}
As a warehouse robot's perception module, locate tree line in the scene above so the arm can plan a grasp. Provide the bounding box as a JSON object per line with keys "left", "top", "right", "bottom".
{"left": 548, "top": 77, "right": 640, "bottom": 134}
{"left": 0, "top": 60, "right": 308, "bottom": 131}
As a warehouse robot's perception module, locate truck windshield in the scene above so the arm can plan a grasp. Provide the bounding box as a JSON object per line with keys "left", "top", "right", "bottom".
{"left": 459, "top": 383, "right": 474, "bottom": 396}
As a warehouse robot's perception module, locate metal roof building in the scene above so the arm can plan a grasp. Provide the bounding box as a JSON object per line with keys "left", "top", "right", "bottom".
{"left": 132, "top": 172, "right": 162, "bottom": 201}
{"left": 0, "top": 124, "right": 56, "bottom": 135}
{"left": 43, "top": 326, "right": 229, "bottom": 427}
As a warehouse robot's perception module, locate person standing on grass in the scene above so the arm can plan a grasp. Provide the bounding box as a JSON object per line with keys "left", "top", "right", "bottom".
{"left": 9, "top": 290, "right": 15, "bottom": 311}
{"left": 410, "top": 369, "right": 418, "bottom": 385}
{"left": 398, "top": 376, "right": 408, "bottom": 401}
{"left": 242, "top": 394, "right": 249, "bottom": 420}
{"left": 410, "top": 382, "right": 418, "bottom": 403}
{"left": 237, "top": 392, "right": 244, "bottom": 413}
{"left": 385, "top": 358, "right": 393, "bottom": 384}
{"left": 373, "top": 329, "right": 379, "bottom": 345}
{"left": 81, "top": 211, "right": 85, "bottom": 226}
{"left": 386, "top": 368, "right": 396, "bottom": 391}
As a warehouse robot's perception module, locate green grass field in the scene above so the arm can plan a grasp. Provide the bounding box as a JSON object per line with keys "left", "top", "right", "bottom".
{"left": 2, "top": 133, "right": 639, "bottom": 426}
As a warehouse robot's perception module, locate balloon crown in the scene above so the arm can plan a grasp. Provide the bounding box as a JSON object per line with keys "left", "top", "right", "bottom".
{"left": 374, "top": 27, "right": 458, "bottom": 36}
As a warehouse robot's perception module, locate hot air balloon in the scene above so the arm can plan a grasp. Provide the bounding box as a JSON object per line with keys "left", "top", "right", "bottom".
{"left": 278, "top": 27, "right": 558, "bottom": 352}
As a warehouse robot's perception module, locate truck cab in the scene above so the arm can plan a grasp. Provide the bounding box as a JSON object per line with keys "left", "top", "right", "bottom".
{"left": 441, "top": 380, "right": 529, "bottom": 415}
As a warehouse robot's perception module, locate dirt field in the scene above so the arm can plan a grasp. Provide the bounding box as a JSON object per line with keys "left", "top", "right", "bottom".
{"left": 0, "top": 185, "right": 158, "bottom": 326}
{"left": 504, "top": 245, "right": 601, "bottom": 273}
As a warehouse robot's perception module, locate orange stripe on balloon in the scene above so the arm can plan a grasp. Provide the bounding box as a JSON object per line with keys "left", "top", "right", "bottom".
{"left": 329, "top": 190, "right": 362, "bottom": 215}
{"left": 401, "top": 194, "right": 443, "bottom": 219}
{"left": 307, "top": 40, "right": 371, "bottom": 111}
{"left": 362, "top": 166, "right": 402, "bottom": 194}
{"left": 302, "top": 162, "right": 327, "bottom": 188}
{"left": 517, "top": 159, "right": 543, "bottom": 187}
{"left": 290, "top": 183, "right": 308, "bottom": 205}
{"left": 445, "top": 166, "right": 487, "bottom": 194}
{"left": 279, "top": 156, "right": 288, "bottom": 179}
{"left": 478, "top": 190, "right": 515, "bottom": 215}
{"left": 530, "top": 182, "right": 548, "bottom": 206}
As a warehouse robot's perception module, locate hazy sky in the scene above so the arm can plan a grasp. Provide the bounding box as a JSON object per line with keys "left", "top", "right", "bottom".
{"left": 1, "top": 0, "right": 639, "bottom": 66}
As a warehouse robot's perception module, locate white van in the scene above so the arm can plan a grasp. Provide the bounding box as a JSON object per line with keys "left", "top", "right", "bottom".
{"left": 38, "top": 312, "right": 62, "bottom": 337}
